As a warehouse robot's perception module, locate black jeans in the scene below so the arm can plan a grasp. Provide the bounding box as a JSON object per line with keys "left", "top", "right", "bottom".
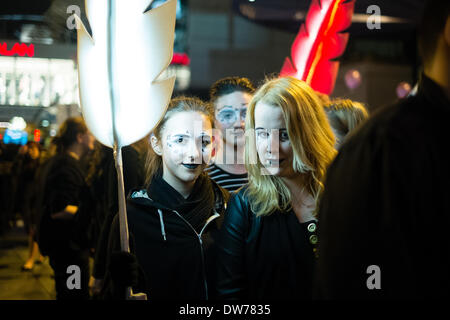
{"left": 49, "top": 248, "right": 90, "bottom": 300}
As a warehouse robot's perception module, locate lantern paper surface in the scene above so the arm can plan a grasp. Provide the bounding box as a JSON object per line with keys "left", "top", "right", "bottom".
{"left": 75, "top": 0, "right": 176, "bottom": 147}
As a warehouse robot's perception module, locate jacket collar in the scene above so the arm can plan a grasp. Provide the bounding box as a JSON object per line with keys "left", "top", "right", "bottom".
{"left": 128, "top": 179, "right": 228, "bottom": 216}
{"left": 418, "top": 73, "right": 450, "bottom": 113}
{"left": 129, "top": 185, "right": 223, "bottom": 239}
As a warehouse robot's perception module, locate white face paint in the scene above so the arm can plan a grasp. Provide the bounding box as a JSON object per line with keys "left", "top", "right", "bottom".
{"left": 159, "top": 111, "right": 213, "bottom": 186}
{"left": 214, "top": 91, "right": 252, "bottom": 148}
{"left": 254, "top": 102, "right": 295, "bottom": 178}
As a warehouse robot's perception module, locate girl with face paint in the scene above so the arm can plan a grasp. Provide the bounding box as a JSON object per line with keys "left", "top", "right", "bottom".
{"left": 215, "top": 77, "right": 337, "bottom": 300}
{"left": 103, "top": 96, "right": 230, "bottom": 300}
{"left": 204, "top": 76, "right": 255, "bottom": 192}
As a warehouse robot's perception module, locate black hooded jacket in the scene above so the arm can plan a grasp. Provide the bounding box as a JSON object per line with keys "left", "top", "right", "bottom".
{"left": 103, "top": 175, "right": 229, "bottom": 300}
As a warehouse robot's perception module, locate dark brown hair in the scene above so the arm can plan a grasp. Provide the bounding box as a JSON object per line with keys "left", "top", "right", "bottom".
{"left": 51, "top": 116, "right": 88, "bottom": 153}
{"left": 144, "top": 96, "right": 214, "bottom": 185}
{"left": 209, "top": 76, "right": 255, "bottom": 104}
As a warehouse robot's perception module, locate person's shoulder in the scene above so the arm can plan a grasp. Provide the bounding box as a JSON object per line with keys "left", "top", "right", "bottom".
{"left": 211, "top": 178, "right": 231, "bottom": 204}
{"left": 46, "top": 154, "right": 80, "bottom": 176}
{"left": 342, "top": 95, "right": 423, "bottom": 151}
{"left": 126, "top": 188, "right": 158, "bottom": 212}
{"left": 226, "top": 185, "right": 251, "bottom": 212}
{"left": 374, "top": 94, "right": 428, "bottom": 128}
{"left": 51, "top": 153, "right": 80, "bottom": 169}
{"left": 46, "top": 153, "right": 64, "bottom": 165}
{"left": 222, "top": 185, "right": 256, "bottom": 231}
{"left": 234, "top": 184, "right": 249, "bottom": 196}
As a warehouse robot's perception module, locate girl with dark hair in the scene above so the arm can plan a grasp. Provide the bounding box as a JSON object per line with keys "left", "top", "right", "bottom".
{"left": 102, "top": 96, "right": 229, "bottom": 300}
{"left": 37, "top": 116, "right": 95, "bottom": 300}
{"left": 205, "top": 76, "right": 255, "bottom": 192}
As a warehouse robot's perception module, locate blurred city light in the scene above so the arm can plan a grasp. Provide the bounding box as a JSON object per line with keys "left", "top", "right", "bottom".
{"left": 10, "top": 116, "right": 26, "bottom": 130}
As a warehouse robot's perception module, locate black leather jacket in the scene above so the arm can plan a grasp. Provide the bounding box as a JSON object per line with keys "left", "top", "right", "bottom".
{"left": 216, "top": 187, "right": 318, "bottom": 300}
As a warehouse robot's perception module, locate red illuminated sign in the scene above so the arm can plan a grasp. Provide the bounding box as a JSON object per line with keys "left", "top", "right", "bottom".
{"left": 171, "top": 52, "right": 190, "bottom": 66}
{"left": 33, "top": 129, "right": 41, "bottom": 142}
{"left": 280, "top": 0, "right": 355, "bottom": 95}
{"left": 0, "top": 42, "right": 35, "bottom": 57}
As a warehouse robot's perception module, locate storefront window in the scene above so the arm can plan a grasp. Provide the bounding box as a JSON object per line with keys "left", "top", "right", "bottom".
{"left": 0, "top": 56, "right": 78, "bottom": 107}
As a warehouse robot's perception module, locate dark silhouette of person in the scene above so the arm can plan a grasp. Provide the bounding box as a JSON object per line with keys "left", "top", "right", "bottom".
{"left": 315, "top": 0, "right": 450, "bottom": 299}
{"left": 37, "top": 117, "right": 95, "bottom": 300}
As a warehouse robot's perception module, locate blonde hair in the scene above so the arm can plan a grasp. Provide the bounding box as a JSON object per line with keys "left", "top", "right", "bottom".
{"left": 324, "top": 98, "right": 369, "bottom": 137}
{"left": 244, "top": 76, "right": 337, "bottom": 217}
{"left": 144, "top": 96, "right": 214, "bottom": 185}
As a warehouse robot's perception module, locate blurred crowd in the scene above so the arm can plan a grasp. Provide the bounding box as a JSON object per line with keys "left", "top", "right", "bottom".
{"left": 0, "top": 80, "right": 369, "bottom": 300}
{"left": 0, "top": 0, "right": 448, "bottom": 301}
{"left": 0, "top": 131, "right": 147, "bottom": 269}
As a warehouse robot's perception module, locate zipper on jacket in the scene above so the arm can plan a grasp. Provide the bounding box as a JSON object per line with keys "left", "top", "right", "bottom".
{"left": 172, "top": 210, "right": 220, "bottom": 300}
{"left": 157, "top": 209, "right": 167, "bottom": 241}
{"left": 131, "top": 190, "right": 220, "bottom": 300}
{"left": 199, "top": 212, "right": 220, "bottom": 237}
